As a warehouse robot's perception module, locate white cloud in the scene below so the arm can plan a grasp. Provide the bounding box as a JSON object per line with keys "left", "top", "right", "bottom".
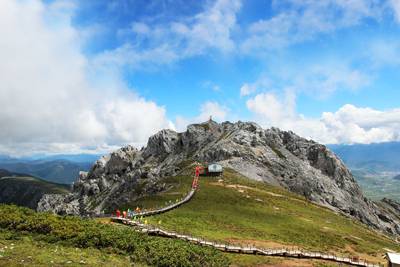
{"left": 202, "top": 81, "right": 221, "bottom": 92}
{"left": 246, "top": 90, "right": 296, "bottom": 123}
{"left": 198, "top": 101, "right": 229, "bottom": 121}
{"left": 390, "top": 0, "right": 400, "bottom": 22}
{"left": 247, "top": 91, "right": 400, "bottom": 144}
{"left": 291, "top": 63, "right": 370, "bottom": 98}
{"left": 368, "top": 39, "right": 400, "bottom": 67}
{"left": 131, "top": 22, "right": 150, "bottom": 35}
{"left": 240, "top": 75, "right": 271, "bottom": 97}
{"left": 175, "top": 101, "right": 229, "bottom": 132}
{"left": 94, "top": 0, "right": 241, "bottom": 69}
{"left": 240, "top": 83, "right": 255, "bottom": 97}
{"left": 0, "top": 0, "right": 172, "bottom": 156}
{"left": 240, "top": 61, "right": 369, "bottom": 99}
{"left": 321, "top": 105, "right": 400, "bottom": 144}
{"left": 242, "top": 0, "right": 383, "bottom": 52}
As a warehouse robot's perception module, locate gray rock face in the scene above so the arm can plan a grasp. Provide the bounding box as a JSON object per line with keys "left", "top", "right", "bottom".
{"left": 38, "top": 120, "right": 400, "bottom": 237}
{"left": 37, "top": 194, "right": 81, "bottom": 215}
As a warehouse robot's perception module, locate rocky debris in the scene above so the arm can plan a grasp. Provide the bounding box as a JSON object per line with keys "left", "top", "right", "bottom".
{"left": 37, "top": 194, "right": 81, "bottom": 215}
{"left": 382, "top": 198, "right": 400, "bottom": 213}
{"left": 0, "top": 175, "right": 69, "bottom": 210}
{"left": 38, "top": 120, "right": 400, "bottom": 237}
{"left": 143, "top": 129, "right": 179, "bottom": 159}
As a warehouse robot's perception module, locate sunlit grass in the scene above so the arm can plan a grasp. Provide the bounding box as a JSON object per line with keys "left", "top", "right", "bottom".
{"left": 129, "top": 168, "right": 399, "bottom": 265}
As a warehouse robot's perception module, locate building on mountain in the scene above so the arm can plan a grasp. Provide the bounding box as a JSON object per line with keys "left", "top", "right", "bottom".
{"left": 386, "top": 252, "right": 400, "bottom": 267}
{"left": 207, "top": 163, "right": 223, "bottom": 176}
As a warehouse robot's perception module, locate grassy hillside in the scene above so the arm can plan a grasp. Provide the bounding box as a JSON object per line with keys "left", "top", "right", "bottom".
{"left": 0, "top": 204, "right": 229, "bottom": 267}
{"left": 126, "top": 168, "right": 400, "bottom": 266}
{"left": 0, "top": 174, "right": 70, "bottom": 209}
{"left": 0, "top": 230, "right": 132, "bottom": 266}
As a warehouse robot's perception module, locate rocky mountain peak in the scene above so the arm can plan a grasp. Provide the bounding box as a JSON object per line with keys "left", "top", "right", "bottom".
{"left": 143, "top": 129, "right": 179, "bottom": 159}
{"left": 38, "top": 120, "right": 400, "bottom": 237}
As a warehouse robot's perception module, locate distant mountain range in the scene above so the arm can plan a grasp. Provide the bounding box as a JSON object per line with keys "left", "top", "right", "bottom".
{"left": 23, "top": 153, "right": 104, "bottom": 163}
{"left": 0, "top": 154, "right": 102, "bottom": 184}
{"left": 0, "top": 153, "right": 99, "bottom": 209}
{"left": 328, "top": 142, "right": 400, "bottom": 171}
{"left": 0, "top": 169, "right": 70, "bottom": 209}
{"left": 329, "top": 142, "right": 400, "bottom": 201}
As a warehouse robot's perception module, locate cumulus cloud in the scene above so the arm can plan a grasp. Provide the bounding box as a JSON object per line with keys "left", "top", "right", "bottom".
{"left": 175, "top": 101, "right": 230, "bottom": 132}
{"left": 0, "top": 0, "right": 172, "bottom": 156}
{"left": 94, "top": 0, "right": 241, "bottom": 69}
{"left": 321, "top": 105, "right": 400, "bottom": 144}
{"left": 247, "top": 91, "right": 400, "bottom": 144}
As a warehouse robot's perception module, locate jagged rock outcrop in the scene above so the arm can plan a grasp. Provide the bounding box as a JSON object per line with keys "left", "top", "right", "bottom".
{"left": 38, "top": 120, "right": 400, "bottom": 237}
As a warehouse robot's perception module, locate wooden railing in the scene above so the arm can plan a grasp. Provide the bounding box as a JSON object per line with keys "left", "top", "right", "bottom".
{"left": 131, "top": 189, "right": 196, "bottom": 217}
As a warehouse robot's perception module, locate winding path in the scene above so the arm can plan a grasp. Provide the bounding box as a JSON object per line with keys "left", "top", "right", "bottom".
{"left": 128, "top": 188, "right": 196, "bottom": 217}
{"left": 111, "top": 175, "right": 384, "bottom": 267}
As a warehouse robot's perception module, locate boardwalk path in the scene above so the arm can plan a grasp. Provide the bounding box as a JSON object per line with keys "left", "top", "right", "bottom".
{"left": 111, "top": 176, "right": 383, "bottom": 267}
{"left": 127, "top": 189, "right": 196, "bottom": 217}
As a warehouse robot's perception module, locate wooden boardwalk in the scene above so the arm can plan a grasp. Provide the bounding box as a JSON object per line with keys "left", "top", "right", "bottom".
{"left": 131, "top": 189, "right": 196, "bottom": 217}
{"left": 112, "top": 217, "right": 383, "bottom": 267}
{"left": 111, "top": 175, "right": 384, "bottom": 267}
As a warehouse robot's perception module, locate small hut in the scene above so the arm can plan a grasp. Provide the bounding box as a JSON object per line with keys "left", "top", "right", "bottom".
{"left": 386, "top": 253, "right": 400, "bottom": 267}
{"left": 207, "top": 163, "right": 223, "bottom": 176}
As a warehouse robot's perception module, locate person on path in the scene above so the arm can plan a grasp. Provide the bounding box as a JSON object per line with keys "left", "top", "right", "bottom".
{"left": 123, "top": 211, "right": 127, "bottom": 218}
{"left": 116, "top": 209, "right": 121, "bottom": 218}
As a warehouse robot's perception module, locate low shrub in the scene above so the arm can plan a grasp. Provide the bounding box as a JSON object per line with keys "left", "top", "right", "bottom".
{"left": 0, "top": 204, "right": 229, "bottom": 267}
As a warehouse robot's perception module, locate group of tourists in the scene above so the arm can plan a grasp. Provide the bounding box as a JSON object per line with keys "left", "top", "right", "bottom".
{"left": 114, "top": 208, "right": 164, "bottom": 225}
{"left": 114, "top": 206, "right": 142, "bottom": 219}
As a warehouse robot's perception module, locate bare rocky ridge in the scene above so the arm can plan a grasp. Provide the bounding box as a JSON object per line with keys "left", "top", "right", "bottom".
{"left": 38, "top": 120, "right": 400, "bottom": 237}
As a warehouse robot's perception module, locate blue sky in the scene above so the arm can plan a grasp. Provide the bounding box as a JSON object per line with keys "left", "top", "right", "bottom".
{"left": 1, "top": 0, "right": 400, "bottom": 155}
{"left": 72, "top": 0, "right": 400, "bottom": 115}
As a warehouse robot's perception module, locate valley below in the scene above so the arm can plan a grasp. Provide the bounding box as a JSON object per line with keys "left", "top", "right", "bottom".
{"left": 352, "top": 169, "right": 400, "bottom": 201}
